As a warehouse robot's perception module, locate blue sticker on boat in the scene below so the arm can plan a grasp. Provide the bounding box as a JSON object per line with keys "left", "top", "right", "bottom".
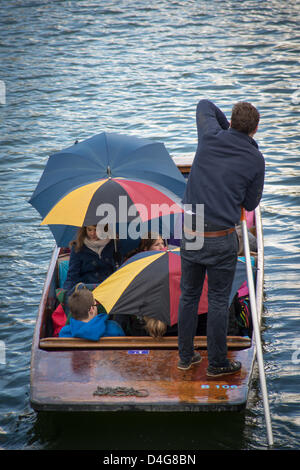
{"left": 128, "top": 350, "right": 149, "bottom": 355}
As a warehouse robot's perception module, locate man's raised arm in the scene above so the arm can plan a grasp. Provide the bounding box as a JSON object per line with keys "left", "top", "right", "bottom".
{"left": 196, "top": 99, "right": 230, "bottom": 141}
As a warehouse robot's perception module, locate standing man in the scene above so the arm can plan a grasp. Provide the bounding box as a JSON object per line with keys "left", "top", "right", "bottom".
{"left": 177, "top": 99, "right": 265, "bottom": 376}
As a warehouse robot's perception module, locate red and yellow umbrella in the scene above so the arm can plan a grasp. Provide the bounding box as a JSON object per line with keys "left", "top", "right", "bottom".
{"left": 41, "top": 177, "right": 183, "bottom": 229}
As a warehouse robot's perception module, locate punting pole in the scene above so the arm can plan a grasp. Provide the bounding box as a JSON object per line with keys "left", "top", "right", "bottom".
{"left": 241, "top": 208, "right": 274, "bottom": 447}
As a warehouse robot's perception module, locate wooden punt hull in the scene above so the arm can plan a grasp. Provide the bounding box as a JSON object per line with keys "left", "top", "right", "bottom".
{"left": 30, "top": 164, "right": 264, "bottom": 412}
{"left": 30, "top": 347, "right": 254, "bottom": 412}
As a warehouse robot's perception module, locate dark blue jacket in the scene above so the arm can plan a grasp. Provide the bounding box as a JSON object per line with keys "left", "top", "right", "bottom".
{"left": 63, "top": 240, "right": 118, "bottom": 291}
{"left": 183, "top": 100, "right": 265, "bottom": 227}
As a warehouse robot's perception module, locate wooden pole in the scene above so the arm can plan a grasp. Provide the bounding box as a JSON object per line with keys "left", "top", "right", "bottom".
{"left": 241, "top": 208, "right": 274, "bottom": 447}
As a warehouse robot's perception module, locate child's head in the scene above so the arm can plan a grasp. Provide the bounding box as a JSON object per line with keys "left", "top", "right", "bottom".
{"left": 144, "top": 316, "right": 167, "bottom": 338}
{"left": 68, "top": 288, "right": 97, "bottom": 322}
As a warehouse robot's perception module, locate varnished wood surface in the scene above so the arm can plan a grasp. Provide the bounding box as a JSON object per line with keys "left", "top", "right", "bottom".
{"left": 39, "top": 335, "right": 251, "bottom": 350}
{"left": 29, "top": 244, "right": 258, "bottom": 412}
{"left": 30, "top": 345, "right": 255, "bottom": 411}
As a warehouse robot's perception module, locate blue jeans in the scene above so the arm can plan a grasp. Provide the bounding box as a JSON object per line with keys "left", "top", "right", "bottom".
{"left": 178, "top": 228, "right": 238, "bottom": 367}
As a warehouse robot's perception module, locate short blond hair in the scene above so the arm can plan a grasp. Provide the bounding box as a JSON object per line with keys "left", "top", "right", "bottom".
{"left": 144, "top": 316, "right": 167, "bottom": 338}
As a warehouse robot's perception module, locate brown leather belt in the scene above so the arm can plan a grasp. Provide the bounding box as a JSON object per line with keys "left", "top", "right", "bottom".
{"left": 184, "top": 226, "right": 236, "bottom": 238}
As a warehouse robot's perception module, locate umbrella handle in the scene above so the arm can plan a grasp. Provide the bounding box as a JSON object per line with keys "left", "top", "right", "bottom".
{"left": 113, "top": 238, "right": 120, "bottom": 269}
{"left": 241, "top": 207, "right": 274, "bottom": 447}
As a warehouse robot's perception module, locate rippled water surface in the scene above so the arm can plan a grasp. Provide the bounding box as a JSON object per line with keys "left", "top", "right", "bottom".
{"left": 1, "top": 0, "right": 299, "bottom": 451}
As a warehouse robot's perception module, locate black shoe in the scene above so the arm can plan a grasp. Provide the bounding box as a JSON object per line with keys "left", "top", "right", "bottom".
{"left": 206, "top": 360, "right": 241, "bottom": 377}
{"left": 177, "top": 352, "right": 202, "bottom": 370}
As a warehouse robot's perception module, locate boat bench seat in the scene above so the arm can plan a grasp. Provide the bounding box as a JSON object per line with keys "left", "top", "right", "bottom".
{"left": 39, "top": 335, "right": 252, "bottom": 350}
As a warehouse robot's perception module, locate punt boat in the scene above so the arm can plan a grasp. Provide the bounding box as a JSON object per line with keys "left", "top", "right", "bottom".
{"left": 30, "top": 162, "right": 264, "bottom": 412}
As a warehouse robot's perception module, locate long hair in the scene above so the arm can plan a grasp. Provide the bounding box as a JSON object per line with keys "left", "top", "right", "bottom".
{"left": 138, "top": 232, "right": 164, "bottom": 251}
{"left": 70, "top": 226, "right": 89, "bottom": 252}
{"left": 70, "top": 224, "right": 112, "bottom": 253}
{"left": 124, "top": 232, "right": 164, "bottom": 261}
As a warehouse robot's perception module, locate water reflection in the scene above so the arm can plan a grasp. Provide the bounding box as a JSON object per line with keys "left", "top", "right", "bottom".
{"left": 30, "top": 410, "right": 247, "bottom": 450}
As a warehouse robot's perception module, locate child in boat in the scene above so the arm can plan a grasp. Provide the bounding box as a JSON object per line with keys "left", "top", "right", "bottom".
{"left": 59, "top": 287, "right": 124, "bottom": 340}
{"left": 143, "top": 316, "right": 179, "bottom": 337}
{"left": 123, "top": 231, "right": 166, "bottom": 262}
{"left": 144, "top": 317, "right": 167, "bottom": 337}
{"left": 143, "top": 315, "right": 207, "bottom": 338}
{"left": 63, "top": 224, "right": 121, "bottom": 294}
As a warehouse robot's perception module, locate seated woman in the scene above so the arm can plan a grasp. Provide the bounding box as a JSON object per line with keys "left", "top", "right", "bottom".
{"left": 63, "top": 225, "right": 119, "bottom": 294}
{"left": 124, "top": 231, "right": 166, "bottom": 261}
{"left": 139, "top": 232, "right": 166, "bottom": 252}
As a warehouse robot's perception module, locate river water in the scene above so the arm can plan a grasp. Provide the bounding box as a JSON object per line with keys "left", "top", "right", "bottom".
{"left": 0, "top": 0, "right": 299, "bottom": 451}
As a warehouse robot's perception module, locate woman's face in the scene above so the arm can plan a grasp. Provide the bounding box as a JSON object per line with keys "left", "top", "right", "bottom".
{"left": 86, "top": 225, "right": 98, "bottom": 241}
{"left": 149, "top": 238, "right": 165, "bottom": 251}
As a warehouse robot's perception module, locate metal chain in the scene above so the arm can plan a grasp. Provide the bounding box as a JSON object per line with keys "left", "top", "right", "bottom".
{"left": 93, "top": 386, "right": 149, "bottom": 398}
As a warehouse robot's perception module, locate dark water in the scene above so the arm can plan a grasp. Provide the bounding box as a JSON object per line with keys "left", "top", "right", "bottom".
{"left": 0, "top": 0, "right": 299, "bottom": 451}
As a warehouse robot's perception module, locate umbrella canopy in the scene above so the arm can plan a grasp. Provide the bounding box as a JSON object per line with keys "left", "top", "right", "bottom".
{"left": 29, "top": 132, "right": 186, "bottom": 247}
{"left": 41, "top": 177, "right": 183, "bottom": 231}
{"left": 93, "top": 249, "right": 248, "bottom": 326}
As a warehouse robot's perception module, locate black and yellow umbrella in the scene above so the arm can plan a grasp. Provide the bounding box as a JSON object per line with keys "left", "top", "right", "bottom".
{"left": 41, "top": 177, "right": 183, "bottom": 231}
{"left": 93, "top": 248, "right": 208, "bottom": 326}
{"left": 93, "top": 248, "right": 248, "bottom": 327}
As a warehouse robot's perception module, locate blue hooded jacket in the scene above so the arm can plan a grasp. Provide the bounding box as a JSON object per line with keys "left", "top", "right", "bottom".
{"left": 59, "top": 313, "right": 125, "bottom": 341}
